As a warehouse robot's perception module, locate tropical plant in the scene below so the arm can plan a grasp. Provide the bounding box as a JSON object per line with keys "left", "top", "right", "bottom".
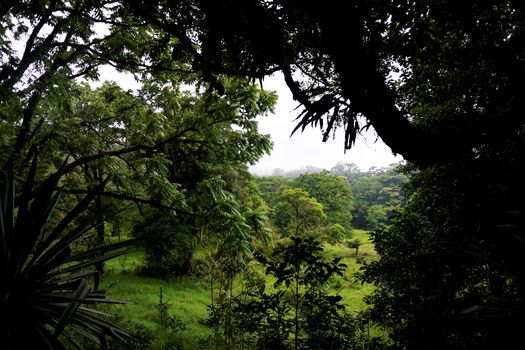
{"left": 204, "top": 236, "right": 355, "bottom": 350}
{"left": 264, "top": 236, "right": 348, "bottom": 350}
{"left": 348, "top": 239, "right": 364, "bottom": 257}
{"left": 0, "top": 166, "right": 136, "bottom": 349}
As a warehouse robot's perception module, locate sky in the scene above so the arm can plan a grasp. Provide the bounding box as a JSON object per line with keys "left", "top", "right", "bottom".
{"left": 249, "top": 74, "right": 403, "bottom": 175}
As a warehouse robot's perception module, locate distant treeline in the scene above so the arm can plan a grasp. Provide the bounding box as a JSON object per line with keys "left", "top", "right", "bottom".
{"left": 255, "top": 162, "right": 407, "bottom": 231}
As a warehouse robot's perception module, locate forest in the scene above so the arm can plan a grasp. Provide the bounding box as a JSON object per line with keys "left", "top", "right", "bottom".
{"left": 1, "top": 1, "right": 524, "bottom": 349}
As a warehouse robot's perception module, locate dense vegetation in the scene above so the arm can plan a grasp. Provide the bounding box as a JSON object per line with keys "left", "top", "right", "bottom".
{"left": 99, "top": 167, "right": 390, "bottom": 348}
{"left": 256, "top": 166, "right": 406, "bottom": 233}
{"left": 2, "top": 0, "right": 524, "bottom": 349}
{"left": 97, "top": 228, "right": 379, "bottom": 349}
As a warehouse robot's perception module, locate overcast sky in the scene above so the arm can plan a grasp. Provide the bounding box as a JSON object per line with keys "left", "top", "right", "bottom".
{"left": 250, "top": 74, "right": 403, "bottom": 174}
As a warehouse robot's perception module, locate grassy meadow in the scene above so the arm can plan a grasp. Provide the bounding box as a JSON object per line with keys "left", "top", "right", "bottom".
{"left": 100, "top": 229, "right": 377, "bottom": 348}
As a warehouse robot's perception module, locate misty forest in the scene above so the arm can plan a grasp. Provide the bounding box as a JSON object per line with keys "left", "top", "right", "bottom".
{"left": 1, "top": 1, "right": 525, "bottom": 349}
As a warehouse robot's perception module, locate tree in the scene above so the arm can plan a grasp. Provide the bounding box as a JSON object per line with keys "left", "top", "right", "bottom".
{"left": 221, "top": 237, "right": 355, "bottom": 350}
{"left": 366, "top": 204, "right": 388, "bottom": 231}
{"left": 348, "top": 239, "right": 364, "bottom": 257}
{"left": 117, "top": 0, "right": 523, "bottom": 167}
{"left": 131, "top": 212, "right": 193, "bottom": 277}
{"left": 274, "top": 187, "right": 327, "bottom": 237}
{"left": 330, "top": 162, "right": 364, "bottom": 182}
{"left": 292, "top": 171, "right": 353, "bottom": 233}
{"left": 254, "top": 176, "right": 291, "bottom": 211}
{"left": 1, "top": 5, "right": 277, "bottom": 348}
{"left": 2, "top": 0, "right": 523, "bottom": 189}
{"left": 360, "top": 148, "right": 525, "bottom": 349}
{"left": 328, "top": 223, "right": 347, "bottom": 245}
{"left": 349, "top": 166, "right": 406, "bottom": 229}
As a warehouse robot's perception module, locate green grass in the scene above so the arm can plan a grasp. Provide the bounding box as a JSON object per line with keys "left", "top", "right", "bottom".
{"left": 102, "top": 241, "right": 212, "bottom": 348}
{"left": 102, "top": 274, "right": 212, "bottom": 340}
{"left": 321, "top": 229, "right": 377, "bottom": 311}
{"left": 351, "top": 228, "right": 372, "bottom": 242}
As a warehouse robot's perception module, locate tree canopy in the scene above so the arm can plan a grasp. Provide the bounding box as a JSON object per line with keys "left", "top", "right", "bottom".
{"left": 103, "top": 0, "right": 523, "bottom": 167}
{"left": 2, "top": 0, "right": 523, "bottom": 169}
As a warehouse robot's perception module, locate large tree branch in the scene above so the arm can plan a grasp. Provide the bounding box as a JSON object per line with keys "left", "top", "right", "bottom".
{"left": 5, "top": 35, "right": 93, "bottom": 172}
{"left": 61, "top": 189, "right": 200, "bottom": 220}
{"left": 304, "top": 2, "right": 472, "bottom": 166}
{"left": 129, "top": 1, "right": 280, "bottom": 80}
{"left": 62, "top": 114, "right": 234, "bottom": 174}
{"left": 62, "top": 189, "right": 182, "bottom": 210}
{"left": 5, "top": 91, "right": 41, "bottom": 172}
{"left": 2, "top": 0, "right": 61, "bottom": 90}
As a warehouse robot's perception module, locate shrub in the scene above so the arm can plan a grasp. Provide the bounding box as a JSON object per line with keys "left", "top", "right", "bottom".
{"left": 132, "top": 212, "right": 193, "bottom": 277}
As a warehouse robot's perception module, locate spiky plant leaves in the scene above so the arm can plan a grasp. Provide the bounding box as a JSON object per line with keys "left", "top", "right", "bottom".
{"left": 0, "top": 171, "right": 136, "bottom": 349}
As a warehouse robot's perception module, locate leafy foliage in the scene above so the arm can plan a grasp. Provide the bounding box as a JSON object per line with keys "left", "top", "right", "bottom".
{"left": 132, "top": 212, "right": 192, "bottom": 277}
{"left": 2, "top": 2, "right": 524, "bottom": 349}
{"left": 343, "top": 165, "right": 407, "bottom": 229}
{"left": 262, "top": 237, "right": 358, "bottom": 349}
{"left": 204, "top": 236, "right": 359, "bottom": 350}
{"left": 361, "top": 151, "right": 525, "bottom": 349}
{"left": 274, "top": 188, "right": 327, "bottom": 237}
{"left": 256, "top": 172, "right": 354, "bottom": 242}
{"left": 291, "top": 171, "right": 353, "bottom": 232}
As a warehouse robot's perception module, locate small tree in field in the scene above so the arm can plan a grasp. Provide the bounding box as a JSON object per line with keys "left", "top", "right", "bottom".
{"left": 348, "top": 239, "right": 364, "bottom": 256}
{"left": 252, "top": 237, "right": 356, "bottom": 350}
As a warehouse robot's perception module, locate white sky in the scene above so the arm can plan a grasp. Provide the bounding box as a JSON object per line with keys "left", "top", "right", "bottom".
{"left": 250, "top": 74, "right": 402, "bottom": 174}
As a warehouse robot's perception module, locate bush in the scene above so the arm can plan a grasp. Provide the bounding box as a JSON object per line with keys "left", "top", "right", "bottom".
{"left": 132, "top": 212, "right": 193, "bottom": 277}
{"left": 328, "top": 223, "right": 347, "bottom": 243}
{"left": 204, "top": 236, "right": 364, "bottom": 349}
